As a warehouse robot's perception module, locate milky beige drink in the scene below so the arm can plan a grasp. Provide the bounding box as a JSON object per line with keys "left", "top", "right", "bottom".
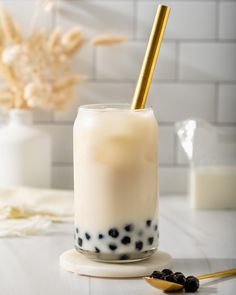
{"left": 73, "top": 104, "right": 159, "bottom": 262}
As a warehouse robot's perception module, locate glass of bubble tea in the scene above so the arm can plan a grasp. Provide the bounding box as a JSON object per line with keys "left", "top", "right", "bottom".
{"left": 73, "top": 104, "right": 159, "bottom": 262}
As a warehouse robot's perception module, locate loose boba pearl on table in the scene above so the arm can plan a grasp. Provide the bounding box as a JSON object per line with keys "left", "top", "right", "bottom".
{"left": 78, "top": 237, "right": 83, "bottom": 247}
{"left": 109, "top": 243, "right": 117, "bottom": 251}
{"left": 154, "top": 224, "right": 158, "bottom": 231}
{"left": 135, "top": 241, "right": 143, "bottom": 251}
{"left": 124, "top": 224, "right": 134, "bottom": 232}
{"left": 121, "top": 236, "right": 131, "bottom": 245}
{"left": 146, "top": 220, "right": 152, "bottom": 227}
{"left": 85, "top": 232, "right": 91, "bottom": 240}
{"left": 148, "top": 237, "right": 154, "bottom": 245}
{"left": 98, "top": 234, "right": 104, "bottom": 239}
{"left": 108, "top": 228, "right": 119, "bottom": 238}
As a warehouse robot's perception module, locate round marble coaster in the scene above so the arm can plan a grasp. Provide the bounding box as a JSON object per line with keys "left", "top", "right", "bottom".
{"left": 60, "top": 249, "right": 172, "bottom": 278}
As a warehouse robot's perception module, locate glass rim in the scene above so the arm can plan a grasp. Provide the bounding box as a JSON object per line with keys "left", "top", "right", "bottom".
{"left": 79, "top": 103, "right": 153, "bottom": 112}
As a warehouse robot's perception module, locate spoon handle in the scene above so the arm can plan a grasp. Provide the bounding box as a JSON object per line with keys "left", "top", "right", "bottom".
{"left": 197, "top": 268, "right": 236, "bottom": 280}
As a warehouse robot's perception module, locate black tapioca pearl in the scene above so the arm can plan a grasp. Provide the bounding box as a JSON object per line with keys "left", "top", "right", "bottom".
{"left": 85, "top": 232, "right": 91, "bottom": 240}
{"left": 120, "top": 254, "right": 129, "bottom": 260}
{"left": 78, "top": 237, "right": 83, "bottom": 247}
{"left": 76, "top": 227, "right": 79, "bottom": 234}
{"left": 108, "top": 243, "right": 117, "bottom": 251}
{"left": 108, "top": 228, "right": 119, "bottom": 238}
{"left": 98, "top": 234, "right": 104, "bottom": 239}
{"left": 95, "top": 247, "right": 100, "bottom": 253}
{"left": 154, "top": 224, "right": 158, "bottom": 231}
{"left": 148, "top": 237, "right": 154, "bottom": 245}
{"left": 124, "top": 224, "right": 134, "bottom": 232}
{"left": 121, "top": 236, "right": 131, "bottom": 245}
{"left": 146, "top": 219, "right": 152, "bottom": 227}
{"left": 135, "top": 241, "right": 143, "bottom": 251}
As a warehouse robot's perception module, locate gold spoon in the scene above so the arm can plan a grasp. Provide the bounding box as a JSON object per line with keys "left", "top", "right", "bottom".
{"left": 144, "top": 268, "right": 236, "bottom": 292}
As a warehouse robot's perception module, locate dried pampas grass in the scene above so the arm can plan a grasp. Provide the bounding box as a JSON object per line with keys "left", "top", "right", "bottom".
{"left": 0, "top": 4, "right": 22, "bottom": 43}
{"left": 0, "top": 5, "right": 86, "bottom": 111}
{"left": 91, "top": 34, "right": 126, "bottom": 46}
{"left": 0, "top": 4, "right": 126, "bottom": 112}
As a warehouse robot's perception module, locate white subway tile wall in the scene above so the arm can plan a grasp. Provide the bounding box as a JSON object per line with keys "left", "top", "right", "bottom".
{"left": 96, "top": 41, "right": 176, "bottom": 80}
{"left": 0, "top": 0, "right": 235, "bottom": 194}
{"left": 219, "top": 1, "right": 236, "bottom": 40}
{"left": 218, "top": 84, "right": 236, "bottom": 123}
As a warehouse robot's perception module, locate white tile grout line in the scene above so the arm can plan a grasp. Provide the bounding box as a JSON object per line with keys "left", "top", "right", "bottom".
{"left": 215, "top": 0, "right": 220, "bottom": 41}
{"left": 62, "top": 0, "right": 236, "bottom": 3}
{"left": 134, "top": 38, "right": 236, "bottom": 43}
{"left": 34, "top": 120, "right": 236, "bottom": 128}
{"left": 173, "top": 126, "right": 178, "bottom": 166}
{"left": 175, "top": 41, "right": 180, "bottom": 81}
{"left": 133, "top": 0, "right": 138, "bottom": 39}
{"left": 214, "top": 82, "right": 220, "bottom": 124}
{"left": 80, "top": 79, "right": 236, "bottom": 84}
{"left": 92, "top": 47, "right": 97, "bottom": 80}
{"left": 52, "top": 162, "right": 189, "bottom": 168}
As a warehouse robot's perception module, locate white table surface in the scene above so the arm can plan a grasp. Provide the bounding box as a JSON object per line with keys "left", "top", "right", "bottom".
{"left": 0, "top": 196, "right": 235, "bottom": 295}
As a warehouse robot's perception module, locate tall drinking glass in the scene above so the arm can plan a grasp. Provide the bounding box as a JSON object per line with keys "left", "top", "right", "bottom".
{"left": 73, "top": 104, "right": 159, "bottom": 262}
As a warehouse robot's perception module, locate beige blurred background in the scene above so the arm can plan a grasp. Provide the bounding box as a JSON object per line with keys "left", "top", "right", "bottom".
{"left": 0, "top": 0, "right": 235, "bottom": 194}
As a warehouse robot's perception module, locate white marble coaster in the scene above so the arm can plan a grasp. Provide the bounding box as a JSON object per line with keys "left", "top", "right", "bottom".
{"left": 60, "top": 249, "right": 172, "bottom": 278}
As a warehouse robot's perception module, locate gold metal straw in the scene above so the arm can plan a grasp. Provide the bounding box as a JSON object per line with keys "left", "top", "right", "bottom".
{"left": 131, "top": 4, "right": 170, "bottom": 110}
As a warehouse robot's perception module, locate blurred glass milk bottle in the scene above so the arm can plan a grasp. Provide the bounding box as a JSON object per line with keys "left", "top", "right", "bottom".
{"left": 0, "top": 109, "right": 51, "bottom": 188}
{"left": 176, "top": 119, "right": 236, "bottom": 209}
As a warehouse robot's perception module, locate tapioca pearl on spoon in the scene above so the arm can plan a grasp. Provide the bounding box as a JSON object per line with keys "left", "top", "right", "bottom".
{"left": 174, "top": 272, "right": 186, "bottom": 285}
{"left": 185, "top": 276, "right": 199, "bottom": 292}
{"left": 98, "top": 233, "right": 104, "bottom": 239}
{"left": 85, "top": 232, "right": 91, "bottom": 240}
{"left": 162, "top": 269, "right": 173, "bottom": 276}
